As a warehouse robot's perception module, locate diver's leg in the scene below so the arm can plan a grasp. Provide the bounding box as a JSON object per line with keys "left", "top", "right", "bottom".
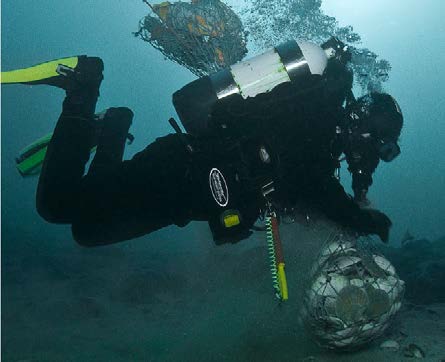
{"left": 36, "top": 57, "right": 104, "bottom": 223}
{"left": 71, "top": 133, "right": 196, "bottom": 246}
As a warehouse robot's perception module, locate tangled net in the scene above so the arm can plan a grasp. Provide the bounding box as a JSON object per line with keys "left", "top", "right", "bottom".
{"left": 135, "top": 0, "right": 248, "bottom": 77}
{"left": 241, "top": 0, "right": 391, "bottom": 93}
{"left": 301, "top": 229, "right": 404, "bottom": 350}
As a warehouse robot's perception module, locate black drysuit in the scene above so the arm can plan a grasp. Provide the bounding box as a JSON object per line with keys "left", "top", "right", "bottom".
{"left": 37, "top": 74, "right": 389, "bottom": 246}
{"left": 37, "top": 98, "right": 261, "bottom": 246}
{"left": 208, "top": 76, "right": 386, "bottom": 237}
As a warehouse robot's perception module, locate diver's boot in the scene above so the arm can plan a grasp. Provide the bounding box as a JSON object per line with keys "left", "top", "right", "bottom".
{"left": 60, "top": 56, "right": 104, "bottom": 117}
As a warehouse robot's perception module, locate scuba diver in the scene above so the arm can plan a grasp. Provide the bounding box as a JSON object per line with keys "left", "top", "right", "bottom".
{"left": 317, "top": 37, "right": 403, "bottom": 207}
{"left": 341, "top": 92, "right": 402, "bottom": 206}
{"left": 1, "top": 38, "right": 402, "bottom": 246}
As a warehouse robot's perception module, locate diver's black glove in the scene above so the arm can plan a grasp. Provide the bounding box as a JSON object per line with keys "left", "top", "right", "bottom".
{"left": 353, "top": 188, "right": 371, "bottom": 208}
{"left": 359, "top": 208, "right": 392, "bottom": 243}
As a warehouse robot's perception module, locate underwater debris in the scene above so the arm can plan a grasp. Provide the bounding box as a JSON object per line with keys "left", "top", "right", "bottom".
{"left": 380, "top": 339, "right": 400, "bottom": 351}
{"left": 403, "top": 343, "right": 426, "bottom": 359}
{"left": 301, "top": 231, "right": 405, "bottom": 350}
{"left": 401, "top": 230, "right": 415, "bottom": 246}
{"left": 335, "top": 285, "right": 368, "bottom": 323}
{"left": 135, "top": 0, "right": 248, "bottom": 76}
{"left": 365, "top": 285, "right": 391, "bottom": 319}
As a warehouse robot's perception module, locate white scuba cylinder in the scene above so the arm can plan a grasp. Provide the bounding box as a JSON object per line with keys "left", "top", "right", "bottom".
{"left": 173, "top": 39, "right": 334, "bottom": 135}
{"left": 229, "top": 40, "right": 329, "bottom": 99}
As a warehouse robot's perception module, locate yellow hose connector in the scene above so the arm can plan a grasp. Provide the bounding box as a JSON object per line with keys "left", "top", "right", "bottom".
{"left": 265, "top": 212, "right": 289, "bottom": 302}
{"left": 277, "top": 263, "right": 288, "bottom": 301}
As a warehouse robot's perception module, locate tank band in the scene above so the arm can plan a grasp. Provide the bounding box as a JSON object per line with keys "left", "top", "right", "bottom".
{"left": 276, "top": 40, "right": 311, "bottom": 82}
{"left": 210, "top": 68, "right": 239, "bottom": 99}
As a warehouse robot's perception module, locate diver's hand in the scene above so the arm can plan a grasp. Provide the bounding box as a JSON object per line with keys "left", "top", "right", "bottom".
{"left": 354, "top": 189, "right": 371, "bottom": 208}
{"left": 360, "top": 208, "right": 392, "bottom": 243}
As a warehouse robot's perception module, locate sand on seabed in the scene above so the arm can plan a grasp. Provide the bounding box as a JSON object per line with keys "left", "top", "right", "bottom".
{"left": 2, "top": 221, "right": 445, "bottom": 362}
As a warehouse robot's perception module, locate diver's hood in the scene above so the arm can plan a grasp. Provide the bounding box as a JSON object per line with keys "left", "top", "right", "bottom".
{"left": 173, "top": 39, "right": 337, "bottom": 136}
{"left": 321, "top": 36, "right": 352, "bottom": 64}
{"left": 347, "top": 93, "right": 403, "bottom": 138}
{"left": 345, "top": 92, "right": 403, "bottom": 162}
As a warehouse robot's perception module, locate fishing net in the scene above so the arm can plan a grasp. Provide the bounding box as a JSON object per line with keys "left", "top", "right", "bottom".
{"left": 300, "top": 229, "right": 405, "bottom": 350}
{"left": 241, "top": 0, "right": 391, "bottom": 93}
{"left": 135, "top": 0, "right": 248, "bottom": 77}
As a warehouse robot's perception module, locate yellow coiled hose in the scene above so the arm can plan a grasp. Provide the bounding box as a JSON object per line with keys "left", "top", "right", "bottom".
{"left": 265, "top": 214, "right": 288, "bottom": 301}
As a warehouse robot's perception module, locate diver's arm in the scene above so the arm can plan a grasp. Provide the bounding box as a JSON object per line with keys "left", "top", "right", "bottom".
{"left": 314, "top": 175, "right": 392, "bottom": 242}
{"left": 347, "top": 152, "right": 380, "bottom": 204}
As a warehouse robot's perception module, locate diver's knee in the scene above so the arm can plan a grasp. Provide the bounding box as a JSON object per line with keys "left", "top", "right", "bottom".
{"left": 36, "top": 203, "right": 53, "bottom": 222}
{"left": 105, "top": 107, "right": 134, "bottom": 126}
{"left": 72, "top": 228, "right": 95, "bottom": 247}
{"left": 73, "top": 237, "right": 97, "bottom": 248}
{"left": 71, "top": 223, "right": 104, "bottom": 247}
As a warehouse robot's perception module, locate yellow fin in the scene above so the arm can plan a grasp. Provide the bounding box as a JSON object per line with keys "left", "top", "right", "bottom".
{"left": 1, "top": 56, "right": 78, "bottom": 84}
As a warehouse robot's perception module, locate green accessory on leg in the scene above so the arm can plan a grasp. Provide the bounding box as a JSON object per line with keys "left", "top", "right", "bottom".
{"left": 16, "top": 133, "right": 53, "bottom": 176}
{"left": 16, "top": 133, "right": 96, "bottom": 177}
